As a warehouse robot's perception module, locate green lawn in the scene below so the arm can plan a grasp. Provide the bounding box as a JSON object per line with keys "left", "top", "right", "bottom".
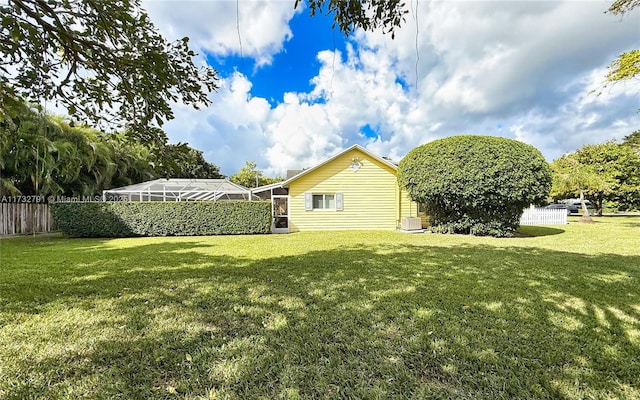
{"left": 1, "top": 216, "right": 639, "bottom": 399}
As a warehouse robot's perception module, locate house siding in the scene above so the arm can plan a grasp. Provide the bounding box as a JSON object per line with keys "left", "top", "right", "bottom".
{"left": 287, "top": 148, "right": 416, "bottom": 232}
{"left": 399, "top": 189, "right": 415, "bottom": 223}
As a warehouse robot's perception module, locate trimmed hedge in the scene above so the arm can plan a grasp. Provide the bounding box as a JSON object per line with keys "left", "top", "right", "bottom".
{"left": 51, "top": 201, "right": 272, "bottom": 237}
{"left": 398, "top": 135, "right": 552, "bottom": 237}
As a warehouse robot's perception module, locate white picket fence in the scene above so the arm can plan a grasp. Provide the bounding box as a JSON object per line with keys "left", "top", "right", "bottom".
{"left": 520, "top": 207, "right": 567, "bottom": 226}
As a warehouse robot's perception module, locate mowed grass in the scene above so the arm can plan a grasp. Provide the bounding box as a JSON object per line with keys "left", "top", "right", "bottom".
{"left": 0, "top": 217, "right": 639, "bottom": 399}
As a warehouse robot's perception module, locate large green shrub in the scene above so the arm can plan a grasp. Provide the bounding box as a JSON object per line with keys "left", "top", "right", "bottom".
{"left": 51, "top": 201, "right": 272, "bottom": 237}
{"left": 398, "top": 135, "right": 552, "bottom": 237}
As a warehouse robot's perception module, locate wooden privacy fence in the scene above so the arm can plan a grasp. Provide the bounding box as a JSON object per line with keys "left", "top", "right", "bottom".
{"left": 520, "top": 207, "right": 567, "bottom": 226}
{"left": 0, "top": 203, "right": 55, "bottom": 235}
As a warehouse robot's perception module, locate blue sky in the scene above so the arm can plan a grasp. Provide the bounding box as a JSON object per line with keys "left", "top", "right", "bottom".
{"left": 144, "top": 1, "right": 640, "bottom": 177}
{"left": 210, "top": 11, "right": 348, "bottom": 104}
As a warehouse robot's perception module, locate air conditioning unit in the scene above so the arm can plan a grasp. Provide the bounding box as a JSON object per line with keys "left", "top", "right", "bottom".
{"left": 401, "top": 217, "right": 422, "bottom": 231}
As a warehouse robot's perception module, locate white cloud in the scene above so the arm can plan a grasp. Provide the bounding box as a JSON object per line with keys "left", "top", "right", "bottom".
{"left": 345, "top": 0, "right": 640, "bottom": 159}
{"left": 144, "top": 0, "right": 301, "bottom": 66}
{"left": 162, "top": 72, "right": 272, "bottom": 176}
{"left": 264, "top": 99, "right": 344, "bottom": 175}
{"left": 152, "top": 0, "right": 640, "bottom": 177}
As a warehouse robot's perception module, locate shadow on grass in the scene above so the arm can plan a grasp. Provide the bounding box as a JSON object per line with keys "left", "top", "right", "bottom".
{"left": 516, "top": 226, "right": 565, "bottom": 237}
{"left": 1, "top": 238, "right": 639, "bottom": 399}
{"left": 612, "top": 215, "right": 640, "bottom": 228}
{"left": 569, "top": 214, "right": 640, "bottom": 228}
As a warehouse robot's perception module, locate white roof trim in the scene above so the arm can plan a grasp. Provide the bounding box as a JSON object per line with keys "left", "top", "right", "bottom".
{"left": 252, "top": 181, "right": 286, "bottom": 193}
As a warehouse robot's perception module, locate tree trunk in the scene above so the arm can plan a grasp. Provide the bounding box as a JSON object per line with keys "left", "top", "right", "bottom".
{"left": 596, "top": 194, "right": 603, "bottom": 216}
{"left": 580, "top": 190, "right": 593, "bottom": 223}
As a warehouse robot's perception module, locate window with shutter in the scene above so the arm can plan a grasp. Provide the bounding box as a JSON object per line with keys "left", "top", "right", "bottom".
{"left": 306, "top": 193, "right": 339, "bottom": 210}
{"left": 304, "top": 192, "right": 312, "bottom": 210}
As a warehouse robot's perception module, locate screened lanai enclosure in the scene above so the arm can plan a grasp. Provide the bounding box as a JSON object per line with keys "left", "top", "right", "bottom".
{"left": 102, "top": 179, "right": 257, "bottom": 202}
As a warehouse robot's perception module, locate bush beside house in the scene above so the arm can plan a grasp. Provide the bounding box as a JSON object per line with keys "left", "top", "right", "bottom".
{"left": 398, "top": 135, "right": 552, "bottom": 237}
{"left": 51, "top": 201, "right": 272, "bottom": 237}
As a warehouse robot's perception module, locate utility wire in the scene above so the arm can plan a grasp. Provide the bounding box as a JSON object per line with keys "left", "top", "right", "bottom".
{"left": 411, "top": 0, "right": 420, "bottom": 92}
{"left": 331, "top": 27, "right": 336, "bottom": 96}
{"left": 236, "top": 0, "right": 243, "bottom": 58}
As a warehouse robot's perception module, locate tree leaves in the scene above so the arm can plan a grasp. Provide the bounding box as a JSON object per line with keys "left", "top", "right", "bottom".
{"left": 550, "top": 141, "right": 640, "bottom": 214}
{"left": 153, "top": 143, "right": 224, "bottom": 180}
{"left": 607, "top": 0, "right": 640, "bottom": 15}
{"left": 397, "top": 135, "right": 552, "bottom": 237}
{"left": 0, "top": 103, "right": 223, "bottom": 197}
{"left": 1, "top": 0, "right": 218, "bottom": 144}
{"left": 299, "top": 0, "right": 408, "bottom": 37}
{"left": 601, "top": 0, "right": 640, "bottom": 111}
{"left": 606, "top": 50, "right": 640, "bottom": 83}
{"left": 229, "top": 161, "right": 283, "bottom": 189}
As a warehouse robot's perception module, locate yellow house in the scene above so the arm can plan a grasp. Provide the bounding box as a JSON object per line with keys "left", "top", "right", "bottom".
{"left": 254, "top": 145, "right": 418, "bottom": 233}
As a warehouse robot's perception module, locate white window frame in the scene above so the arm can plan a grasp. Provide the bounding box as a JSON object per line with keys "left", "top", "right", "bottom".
{"left": 305, "top": 192, "right": 343, "bottom": 211}
{"left": 313, "top": 194, "right": 335, "bottom": 210}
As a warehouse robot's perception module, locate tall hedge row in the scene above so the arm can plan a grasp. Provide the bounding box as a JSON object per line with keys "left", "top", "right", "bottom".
{"left": 398, "top": 135, "right": 552, "bottom": 237}
{"left": 50, "top": 201, "right": 272, "bottom": 237}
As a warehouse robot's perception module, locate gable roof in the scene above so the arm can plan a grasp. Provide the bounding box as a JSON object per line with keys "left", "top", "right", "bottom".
{"left": 281, "top": 144, "right": 398, "bottom": 187}
{"left": 251, "top": 145, "right": 398, "bottom": 193}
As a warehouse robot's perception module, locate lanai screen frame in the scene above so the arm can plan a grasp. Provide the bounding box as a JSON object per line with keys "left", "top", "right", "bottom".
{"left": 102, "top": 178, "right": 256, "bottom": 202}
